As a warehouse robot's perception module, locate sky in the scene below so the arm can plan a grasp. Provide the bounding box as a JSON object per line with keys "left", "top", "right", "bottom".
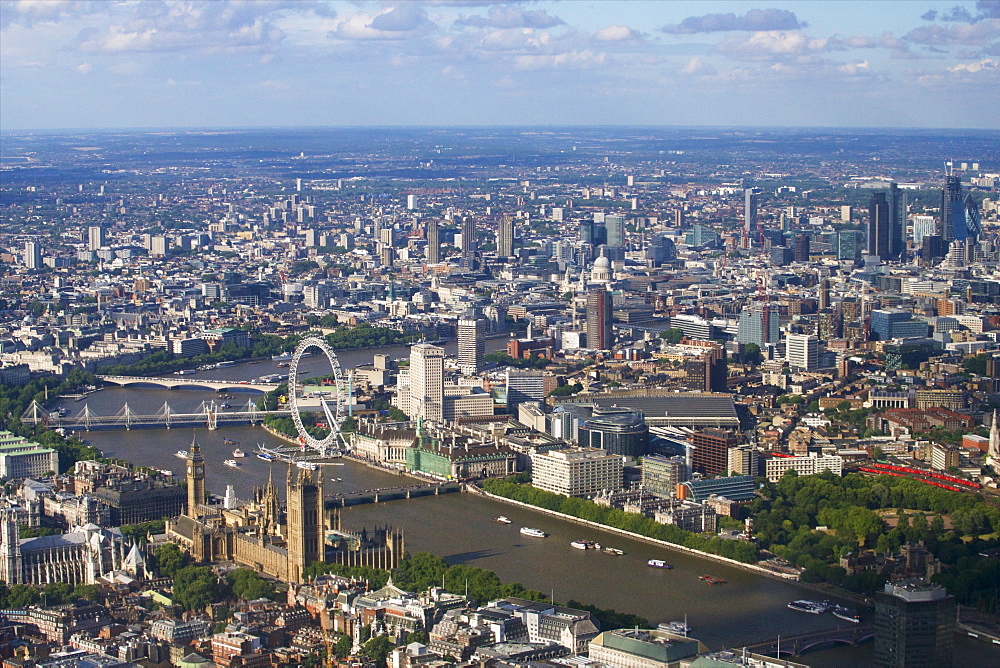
{"left": 1, "top": 0, "right": 998, "bottom": 130}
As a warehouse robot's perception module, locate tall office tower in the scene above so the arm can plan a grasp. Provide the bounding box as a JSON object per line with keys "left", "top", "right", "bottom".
{"left": 840, "top": 205, "right": 852, "bottom": 222}
{"left": 150, "top": 236, "right": 168, "bottom": 256}
{"left": 286, "top": 467, "right": 323, "bottom": 584}
{"left": 941, "top": 176, "right": 981, "bottom": 243}
{"left": 304, "top": 229, "right": 316, "bottom": 247}
{"left": 506, "top": 370, "right": 546, "bottom": 412}
{"left": 742, "top": 188, "right": 758, "bottom": 249}
{"left": 87, "top": 226, "right": 106, "bottom": 251}
{"left": 426, "top": 219, "right": 440, "bottom": 263}
{"left": 736, "top": 304, "right": 781, "bottom": 347}
{"left": 785, "top": 333, "right": 819, "bottom": 370}
{"left": 912, "top": 215, "right": 937, "bottom": 245}
{"left": 461, "top": 216, "right": 476, "bottom": 252}
{"left": 673, "top": 209, "right": 684, "bottom": 228}
{"left": 837, "top": 229, "right": 863, "bottom": 262}
{"left": 457, "top": 316, "right": 486, "bottom": 375}
{"left": 406, "top": 194, "right": 417, "bottom": 210}
{"left": 874, "top": 580, "right": 954, "bottom": 668}
{"left": 888, "top": 182, "right": 905, "bottom": 259}
{"left": 585, "top": 288, "right": 613, "bottom": 351}
{"left": 497, "top": 214, "right": 514, "bottom": 258}
{"left": 868, "top": 192, "right": 893, "bottom": 260}
{"left": 819, "top": 279, "right": 831, "bottom": 310}
{"left": 605, "top": 214, "right": 626, "bottom": 247}
{"left": 579, "top": 220, "right": 595, "bottom": 244}
{"left": 409, "top": 343, "right": 444, "bottom": 422}
{"left": 23, "top": 242, "right": 41, "bottom": 270}
{"left": 186, "top": 438, "right": 205, "bottom": 519}
{"left": 793, "top": 233, "right": 810, "bottom": 262}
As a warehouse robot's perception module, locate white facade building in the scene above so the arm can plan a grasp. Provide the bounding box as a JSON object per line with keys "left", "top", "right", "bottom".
{"left": 765, "top": 453, "right": 843, "bottom": 482}
{"left": 530, "top": 447, "right": 623, "bottom": 497}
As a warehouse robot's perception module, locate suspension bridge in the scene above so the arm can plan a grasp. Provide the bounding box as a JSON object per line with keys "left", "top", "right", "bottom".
{"left": 21, "top": 400, "right": 291, "bottom": 431}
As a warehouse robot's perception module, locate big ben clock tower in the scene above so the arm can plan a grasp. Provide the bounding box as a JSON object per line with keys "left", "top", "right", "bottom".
{"left": 186, "top": 436, "right": 205, "bottom": 519}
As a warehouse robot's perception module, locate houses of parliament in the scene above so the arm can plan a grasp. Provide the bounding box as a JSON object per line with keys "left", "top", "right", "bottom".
{"left": 165, "top": 440, "right": 404, "bottom": 582}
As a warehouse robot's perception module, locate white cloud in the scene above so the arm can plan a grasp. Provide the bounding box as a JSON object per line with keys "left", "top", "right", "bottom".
{"left": 717, "top": 31, "right": 833, "bottom": 61}
{"left": 948, "top": 57, "right": 999, "bottom": 72}
{"left": 74, "top": 62, "right": 93, "bottom": 74}
{"left": 594, "top": 25, "right": 641, "bottom": 42}
{"left": 678, "top": 57, "right": 716, "bottom": 75}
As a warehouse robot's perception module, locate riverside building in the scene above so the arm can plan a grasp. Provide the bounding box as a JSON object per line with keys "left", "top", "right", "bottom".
{"left": 530, "top": 447, "right": 623, "bottom": 497}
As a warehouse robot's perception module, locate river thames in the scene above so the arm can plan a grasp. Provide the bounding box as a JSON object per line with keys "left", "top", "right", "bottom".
{"left": 61, "top": 350, "right": 995, "bottom": 664}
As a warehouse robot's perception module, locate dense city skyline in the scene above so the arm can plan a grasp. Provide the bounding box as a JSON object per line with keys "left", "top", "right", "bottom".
{"left": 1, "top": 0, "right": 999, "bottom": 130}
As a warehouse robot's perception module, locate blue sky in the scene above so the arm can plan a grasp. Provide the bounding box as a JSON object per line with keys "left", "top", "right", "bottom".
{"left": 1, "top": 0, "right": 998, "bottom": 130}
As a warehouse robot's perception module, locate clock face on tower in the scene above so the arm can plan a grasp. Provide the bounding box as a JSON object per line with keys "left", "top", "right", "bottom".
{"left": 197, "top": 466, "right": 203, "bottom": 475}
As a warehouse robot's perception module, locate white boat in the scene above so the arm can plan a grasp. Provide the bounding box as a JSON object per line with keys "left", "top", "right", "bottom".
{"left": 257, "top": 452, "right": 275, "bottom": 461}
{"left": 495, "top": 516, "right": 512, "bottom": 524}
{"left": 174, "top": 369, "right": 196, "bottom": 375}
{"left": 603, "top": 547, "right": 624, "bottom": 556}
{"left": 224, "top": 459, "right": 239, "bottom": 468}
{"left": 787, "top": 600, "right": 828, "bottom": 614}
{"left": 520, "top": 527, "right": 547, "bottom": 538}
{"left": 232, "top": 449, "right": 245, "bottom": 458}
{"left": 154, "top": 468, "right": 174, "bottom": 477}
{"left": 175, "top": 450, "right": 188, "bottom": 460}
{"left": 658, "top": 621, "right": 692, "bottom": 635}
{"left": 272, "top": 353, "right": 293, "bottom": 361}
{"left": 296, "top": 461, "right": 318, "bottom": 471}
{"left": 570, "top": 540, "right": 596, "bottom": 550}
{"left": 648, "top": 559, "right": 672, "bottom": 569}
{"left": 215, "top": 360, "right": 236, "bottom": 368}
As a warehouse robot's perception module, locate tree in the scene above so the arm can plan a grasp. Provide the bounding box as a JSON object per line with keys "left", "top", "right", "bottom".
{"left": 226, "top": 568, "right": 275, "bottom": 601}
{"left": 154, "top": 543, "right": 189, "bottom": 577}
{"left": 335, "top": 635, "right": 353, "bottom": 658}
{"left": 172, "top": 566, "right": 218, "bottom": 611}
{"left": 7, "top": 584, "right": 39, "bottom": 608}
{"left": 360, "top": 636, "right": 395, "bottom": 665}
{"left": 659, "top": 328, "right": 684, "bottom": 344}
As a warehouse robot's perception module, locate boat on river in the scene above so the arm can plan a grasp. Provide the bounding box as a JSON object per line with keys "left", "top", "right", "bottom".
{"left": 787, "top": 600, "right": 827, "bottom": 614}
{"left": 699, "top": 575, "right": 727, "bottom": 585}
{"left": 648, "top": 559, "right": 672, "bottom": 569}
{"left": 570, "top": 540, "right": 598, "bottom": 550}
{"left": 520, "top": 527, "right": 547, "bottom": 538}
{"left": 232, "top": 448, "right": 245, "bottom": 458}
{"left": 175, "top": 450, "right": 188, "bottom": 460}
{"left": 174, "top": 369, "right": 196, "bottom": 375}
{"left": 830, "top": 604, "right": 861, "bottom": 623}
{"left": 603, "top": 547, "right": 624, "bottom": 555}
{"left": 296, "top": 461, "right": 318, "bottom": 471}
{"left": 224, "top": 459, "right": 239, "bottom": 468}
{"left": 494, "top": 516, "right": 512, "bottom": 524}
{"left": 257, "top": 452, "right": 275, "bottom": 461}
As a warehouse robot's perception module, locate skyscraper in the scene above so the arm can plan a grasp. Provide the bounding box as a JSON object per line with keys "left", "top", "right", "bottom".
{"left": 605, "top": 214, "right": 625, "bottom": 247}
{"left": 837, "top": 229, "right": 863, "bottom": 262}
{"left": 888, "top": 182, "right": 906, "bottom": 259}
{"left": 409, "top": 343, "right": 444, "bottom": 422}
{"left": 736, "top": 304, "right": 780, "bottom": 347}
{"left": 23, "top": 241, "right": 41, "bottom": 270}
{"left": 88, "top": 225, "right": 106, "bottom": 251}
{"left": 585, "top": 288, "right": 613, "bottom": 351}
{"left": 457, "top": 316, "right": 486, "bottom": 375}
{"left": 785, "top": 333, "right": 819, "bottom": 370}
{"left": 460, "top": 216, "right": 477, "bottom": 269}
{"left": 868, "top": 192, "right": 893, "bottom": 260}
{"left": 497, "top": 214, "right": 514, "bottom": 258}
{"left": 793, "top": 234, "right": 810, "bottom": 262}
{"left": 941, "top": 176, "right": 981, "bottom": 243}
{"left": 742, "top": 188, "right": 758, "bottom": 249}
{"left": 426, "top": 219, "right": 440, "bottom": 263}
{"left": 874, "top": 580, "right": 954, "bottom": 668}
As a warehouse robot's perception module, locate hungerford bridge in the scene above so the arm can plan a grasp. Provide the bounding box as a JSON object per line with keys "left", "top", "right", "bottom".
{"left": 21, "top": 400, "right": 291, "bottom": 431}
